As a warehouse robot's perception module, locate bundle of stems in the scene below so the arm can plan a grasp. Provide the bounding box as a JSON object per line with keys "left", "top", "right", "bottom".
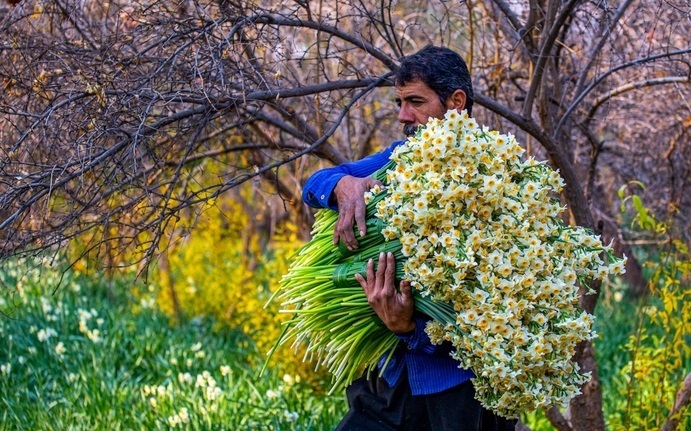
{"left": 266, "top": 161, "right": 455, "bottom": 393}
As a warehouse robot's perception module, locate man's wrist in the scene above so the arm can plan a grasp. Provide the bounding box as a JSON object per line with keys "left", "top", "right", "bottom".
{"left": 393, "top": 320, "right": 416, "bottom": 336}
{"left": 332, "top": 175, "right": 350, "bottom": 204}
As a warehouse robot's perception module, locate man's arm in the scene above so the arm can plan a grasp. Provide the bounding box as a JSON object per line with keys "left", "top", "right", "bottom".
{"left": 303, "top": 141, "right": 403, "bottom": 249}
{"left": 304, "top": 141, "right": 429, "bottom": 345}
{"left": 302, "top": 148, "right": 395, "bottom": 210}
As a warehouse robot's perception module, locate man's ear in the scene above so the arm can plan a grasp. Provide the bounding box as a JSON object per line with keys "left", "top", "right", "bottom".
{"left": 445, "top": 90, "right": 467, "bottom": 111}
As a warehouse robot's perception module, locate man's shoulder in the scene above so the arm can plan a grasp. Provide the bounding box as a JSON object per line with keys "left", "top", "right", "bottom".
{"left": 387, "top": 139, "right": 406, "bottom": 151}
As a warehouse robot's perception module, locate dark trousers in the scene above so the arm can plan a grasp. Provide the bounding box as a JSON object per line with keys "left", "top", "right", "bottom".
{"left": 335, "top": 370, "right": 516, "bottom": 431}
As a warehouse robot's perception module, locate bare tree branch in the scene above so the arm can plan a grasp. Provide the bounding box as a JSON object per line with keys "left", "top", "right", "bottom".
{"left": 572, "top": 0, "right": 635, "bottom": 99}
{"left": 238, "top": 14, "right": 398, "bottom": 71}
{"left": 521, "top": 0, "right": 581, "bottom": 119}
{"left": 491, "top": 0, "right": 524, "bottom": 36}
{"left": 556, "top": 48, "right": 691, "bottom": 135}
{"left": 588, "top": 76, "right": 690, "bottom": 120}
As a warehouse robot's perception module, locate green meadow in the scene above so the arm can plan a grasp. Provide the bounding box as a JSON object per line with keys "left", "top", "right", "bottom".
{"left": 0, "top": 257, "right": 688, "bottom": 430}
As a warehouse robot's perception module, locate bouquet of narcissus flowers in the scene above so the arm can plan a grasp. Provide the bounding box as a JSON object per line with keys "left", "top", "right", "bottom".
{"left": 269, "top": 110, "right": 626, "bottom": 418}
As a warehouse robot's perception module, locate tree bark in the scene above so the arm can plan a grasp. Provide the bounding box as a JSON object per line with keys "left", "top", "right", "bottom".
{"left": 661, "top": 372, "right": 691, "bottom": 431}
{"left": 569, "top": 340, "right": 607, "bottom": 430}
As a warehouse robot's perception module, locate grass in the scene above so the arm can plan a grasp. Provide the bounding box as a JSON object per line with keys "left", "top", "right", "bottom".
{"left": 0, "top": 260, "right": 688, "bottom": 430}
{"left": 0, "top": 261, "right": 347, "bottom": 430}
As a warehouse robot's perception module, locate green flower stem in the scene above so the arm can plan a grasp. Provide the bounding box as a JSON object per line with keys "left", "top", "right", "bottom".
{"left": 335, "top": 217, "right": 389, "bottom": 260}
{"left": 333, "top": 261, "right": 405, "bottom": 288}
{"left": 350, "top": 239, "right": 404, "bottom": 262}
{"left": 413, "top": 294, "right": 456, "bottom": 326}
{"left": 371, "top": 160, "right": 396, "bottom": 183}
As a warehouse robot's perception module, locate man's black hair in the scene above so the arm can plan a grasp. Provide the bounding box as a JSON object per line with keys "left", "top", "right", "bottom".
{"left": 395, "top": 46, "right": 475, "bottom": 116}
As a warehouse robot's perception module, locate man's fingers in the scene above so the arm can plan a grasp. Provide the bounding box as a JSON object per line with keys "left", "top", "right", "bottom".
{"left": 354, "top": 202, "right": 367, "bottom": 238}
{"left": 400, "top": 279, "right": 412, "bottom": 295}
{"left": 374, "top": 252, "right": 392, "bottom": 296}
{"left": 356, "top": 260, "right": 375, "bottom": 295}
{"left": 333, "top": 209, "right": 358, "bottom": 249}
{"left": 399, "top": 280, "right": 413, "bottom": 306}
{"left": 364, "top": 258, "right": 376, "bottom": 293}
{"left": 384, "top": 252, "right": 397, "bottom": 294}
{"left": 355, "top": 179, "right": 383, "bottom": 238}
{"left": 354, "top": 273, "right": 366, "bottom": 289}
{"left": 376, "top": 252, "right": 387, "bottom": 277}
{"left": 333, "top": 175, "right": 385, "bottom": 248}
{"left": 367, "top": 178, "right": 384, "bottom": 189}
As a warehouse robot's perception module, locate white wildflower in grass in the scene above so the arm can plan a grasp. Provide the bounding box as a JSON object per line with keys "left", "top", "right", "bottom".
{"left": 282, "top": 373, "right": 296, "bottom": 386}
{"left": 614, "top": 291, "right": 623, "bottom": 302}
{"left": 55, "top": 341, "right": 66, "bottom": 357}
{"left": 167, "top": 414, "right": 179, "bottom": 427}
{"left": 220, "top": 365, "right": 232, "bottom": 376}
{"left": 139, "top": 296, "right": 155, "bottom": 309}
{"left": 156, "top": 385, "right": 169, "bottom": 398}
{"left": 142, "top": 385, "right": 152, "bottom": 397}
{"left": 86, "top": 329, "right": 101, "bottom": 343}
{"left": 178, "top": 372, "right": 193, "bottom": 385}
{"left": 270, "top": 109, "right": 626, "bottom": 418}
{"left": 178, "top": 408, "right": 190, "bottom": 424}
{"left": 195, "top": 371, "right": 222, "bottom": 401}
{"left": 77, "top": 308, "right": 104, "bottom": 343}
{"left": 36, "top": 327, "right": 57, "bottom": 342}
{"left": 0, "top": 363, "right": 10, "bottom": 376}
{"left": 284, "top": 410, "right": 299, "bottom": 422}
{"left": 40, "top": 297, "right": 52, "bottom": 314}
{"left": 205, "top": 385, "right": 222, "bottom": 401}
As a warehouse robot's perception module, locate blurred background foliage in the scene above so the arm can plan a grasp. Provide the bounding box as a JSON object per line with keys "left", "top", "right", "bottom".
{"left": 69, "top": 175, "right": 336, "bottom": 388}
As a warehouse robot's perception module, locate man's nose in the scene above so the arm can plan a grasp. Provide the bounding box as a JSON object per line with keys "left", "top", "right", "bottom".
{"left": 398, "top": 104, "right": 414, "bottom": 123}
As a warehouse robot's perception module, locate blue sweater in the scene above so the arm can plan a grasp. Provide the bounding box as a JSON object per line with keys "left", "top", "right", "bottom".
{"left": 302, "top": 140, "right": 475, "bottom": 395}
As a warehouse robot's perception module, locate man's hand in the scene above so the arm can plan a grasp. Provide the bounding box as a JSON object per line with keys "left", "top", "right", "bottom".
{"left": 355, "top": 252, "right": 415, "bottom": 334}
{"left": 333, "top": 175, "right": 383, "bottom": 250}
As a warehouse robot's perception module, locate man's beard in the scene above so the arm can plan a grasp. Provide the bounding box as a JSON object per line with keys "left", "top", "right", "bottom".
{"left": 403, "top": 124, "right": 418, "bottom": 137}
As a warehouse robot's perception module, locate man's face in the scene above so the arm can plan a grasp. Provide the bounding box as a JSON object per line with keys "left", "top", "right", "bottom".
{"left": 395, "top": 79, "right": 447, "bottom": 137}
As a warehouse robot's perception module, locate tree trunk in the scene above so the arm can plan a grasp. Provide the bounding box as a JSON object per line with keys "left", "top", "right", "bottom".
{"left": 158, "top": 251, "right": 183, "bottom": 323}
{"left": 570, "top": 340, "right": 607, "bottom": 430}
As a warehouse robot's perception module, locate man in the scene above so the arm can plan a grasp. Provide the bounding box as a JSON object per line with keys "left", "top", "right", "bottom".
{"left": 302, "top": 46, "right": 516, "bottom": 431}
